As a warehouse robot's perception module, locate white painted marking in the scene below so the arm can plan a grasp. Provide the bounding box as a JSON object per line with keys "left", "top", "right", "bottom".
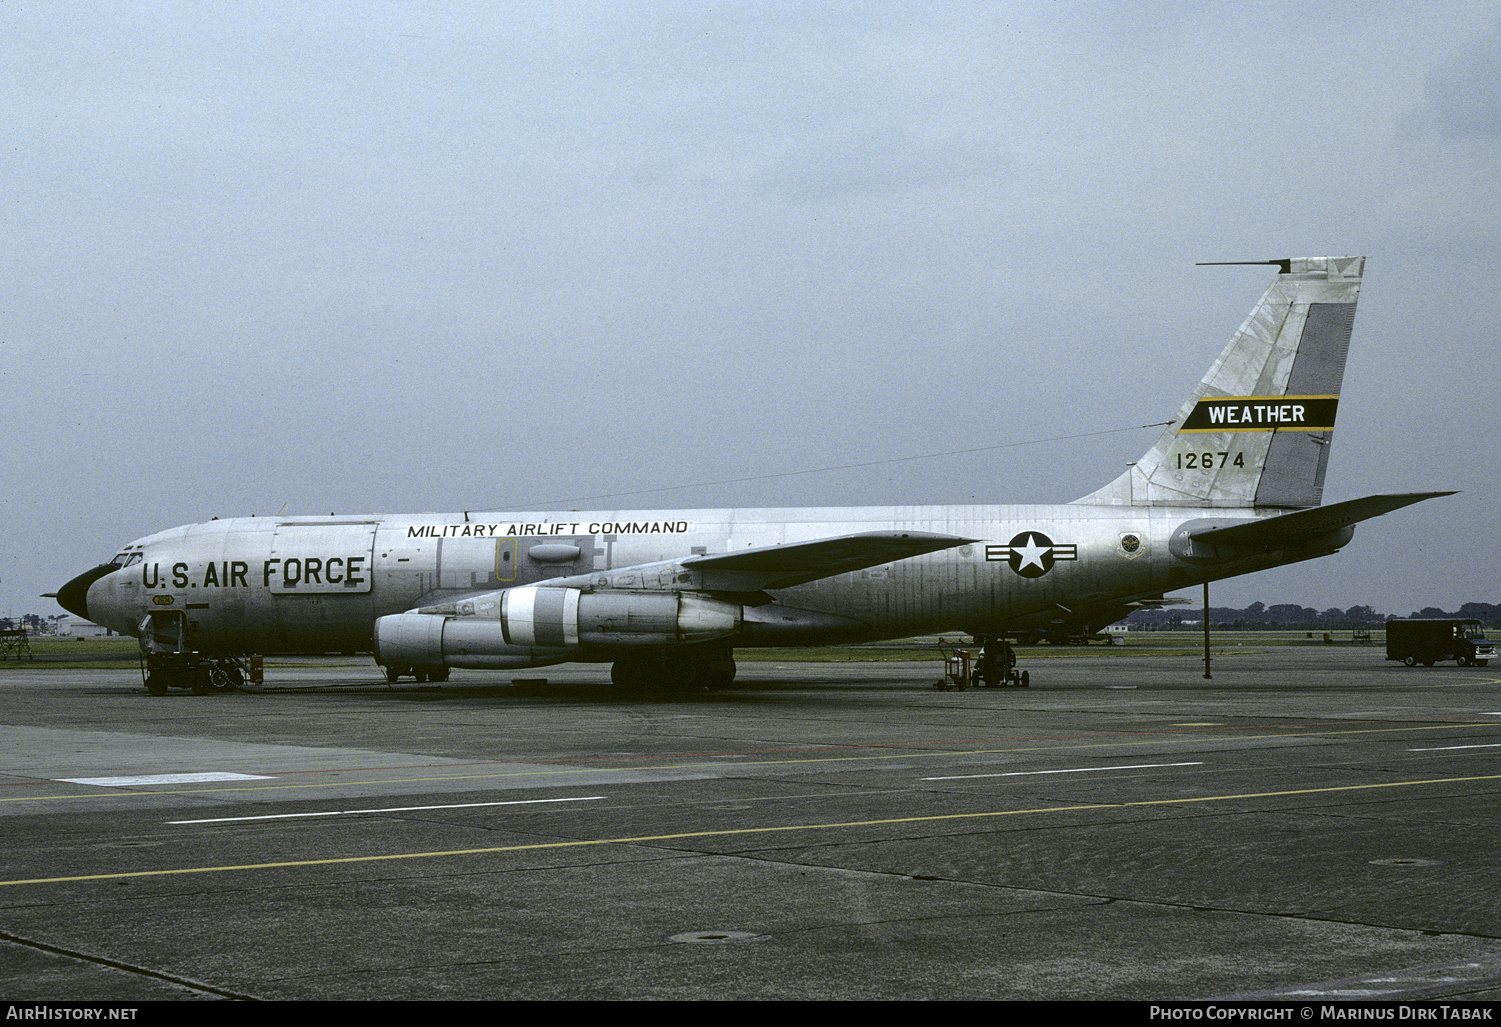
{"left": 59, "top": 772, "right": 276, "bottom": 787}
{"left": 168, "top": 795, "right": 606, "bottom": 824}
{"left": 1407, "top": 743, "right": 1501, "bottom": 752}
{"left": 921, "top": 762, "right": 1203, "bottom": 782}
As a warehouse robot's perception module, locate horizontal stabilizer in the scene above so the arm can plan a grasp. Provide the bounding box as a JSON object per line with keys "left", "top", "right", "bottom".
{"left": 1188, "top": 492, "right": 1456, "bottom": 549}
{"left": 684, "top": 531, "right": 975, "bottom": 592}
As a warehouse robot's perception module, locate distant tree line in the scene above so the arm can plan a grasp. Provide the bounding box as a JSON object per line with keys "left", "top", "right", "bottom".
{"left": 1126, "top": 602, "right": 1501, "bottom": 631}
{"left": 0, "top": 614, "right": 53, "bottom": 633}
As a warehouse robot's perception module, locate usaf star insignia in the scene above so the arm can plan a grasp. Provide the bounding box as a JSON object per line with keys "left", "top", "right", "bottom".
{"left": 986, "top": 531, "right": 1078, "bottom": 578}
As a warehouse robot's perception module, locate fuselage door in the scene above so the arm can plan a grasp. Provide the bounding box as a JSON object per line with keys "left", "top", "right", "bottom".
{"left": 267, "top": 521, "right": 379, "bottom": 594}
{"left": 138, "top": 610, "right": 188, "bottom": 655}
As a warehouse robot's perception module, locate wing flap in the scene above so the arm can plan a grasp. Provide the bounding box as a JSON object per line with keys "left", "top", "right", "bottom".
{"left": 684, "top": 531, "right": 976, "bottom": 592}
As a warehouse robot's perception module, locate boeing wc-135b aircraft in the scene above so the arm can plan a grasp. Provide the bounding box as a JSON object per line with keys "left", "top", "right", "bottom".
{"left": 56, "top": 256, "right": 1451, "bottom": 694}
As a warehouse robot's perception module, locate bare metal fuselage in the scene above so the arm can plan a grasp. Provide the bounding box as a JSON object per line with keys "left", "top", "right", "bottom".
{"left": 82, "top": 502, "right": 1312, "bottom": 658}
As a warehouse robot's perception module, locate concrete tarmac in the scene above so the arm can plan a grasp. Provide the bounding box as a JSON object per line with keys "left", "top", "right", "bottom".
{"left": 2, "top": 646, "right": 1500, "bottom": 1001}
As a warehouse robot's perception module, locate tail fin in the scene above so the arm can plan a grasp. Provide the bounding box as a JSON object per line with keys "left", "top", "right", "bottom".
{"left": 1074, "top": 255, "right": 1365, "bottom": 509}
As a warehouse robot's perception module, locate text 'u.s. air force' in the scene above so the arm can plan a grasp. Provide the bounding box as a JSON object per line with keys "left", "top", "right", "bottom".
{"left": 142, "top": 558, "right": 371, "bottom": 594}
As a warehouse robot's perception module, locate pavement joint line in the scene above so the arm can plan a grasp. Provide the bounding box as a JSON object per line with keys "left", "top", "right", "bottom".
{"left": 168, "top": 795, "right": 607, "bottom": 824}
{"left": 6, "top": 771, "right": 1501, "bottom": 888}
{"left": 5, "top": 719, "right": 1493, "bottom": 804}
{"left": 0, "top": 926, "right": 259, "bottom": 1000}
{"left": 922, "top": 761, "right": 1203, "bottom": 781}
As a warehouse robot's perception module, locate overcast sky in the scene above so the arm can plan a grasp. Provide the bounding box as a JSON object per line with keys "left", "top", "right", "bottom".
{"left": 3, "top": 1, "right": 1497, "bottom": 620}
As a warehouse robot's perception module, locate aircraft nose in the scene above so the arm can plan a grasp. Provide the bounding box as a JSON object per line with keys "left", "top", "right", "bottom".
{"left": 56, "top": 563, "right": 119, "bottom": 621}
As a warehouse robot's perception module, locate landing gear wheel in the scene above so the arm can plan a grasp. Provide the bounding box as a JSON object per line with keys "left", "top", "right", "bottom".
{"left": 612, "top": 648, "right": 734, "bottom": 692}
{"left": 611, "top": 656, "right": 652, "bottom": 690}
{"left": 700, "top": 650, "right": 737, "bottom": 690}
{"left": 666, "top": 652, "right": 712, "bottom": 691}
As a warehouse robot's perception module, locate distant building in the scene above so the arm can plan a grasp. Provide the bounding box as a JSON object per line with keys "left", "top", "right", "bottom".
{"left": 55, "top": 615, "right": 110, "bottom": 637}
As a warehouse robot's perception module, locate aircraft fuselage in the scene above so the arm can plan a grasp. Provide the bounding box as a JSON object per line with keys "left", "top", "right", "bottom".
{"left": 77, "top": 502, "right": 1324, "bottom": 658}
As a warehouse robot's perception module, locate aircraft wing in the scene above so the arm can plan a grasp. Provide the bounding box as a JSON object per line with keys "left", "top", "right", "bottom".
{"left": 683, "top": 531, "right": 977, "bottom": 593}
{"left": 1188, "top": 492, "right": 1456, "bottom": 550}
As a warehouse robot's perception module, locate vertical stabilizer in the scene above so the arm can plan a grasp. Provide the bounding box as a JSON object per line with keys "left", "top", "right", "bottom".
{"left": 1073, "top": 255, "right": 1364, "bottom": 509}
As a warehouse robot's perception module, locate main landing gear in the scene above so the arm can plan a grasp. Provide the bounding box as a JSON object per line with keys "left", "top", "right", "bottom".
{"left": 610, "top": 643, "right": 737, "bottom": 692}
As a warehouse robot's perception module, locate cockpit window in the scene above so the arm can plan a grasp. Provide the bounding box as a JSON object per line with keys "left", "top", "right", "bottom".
{"left": 111, "top": 551, "right": 143, "bottom": 568}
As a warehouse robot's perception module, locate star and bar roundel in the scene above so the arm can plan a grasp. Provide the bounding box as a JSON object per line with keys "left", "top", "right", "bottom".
{"left": 985, "top": 531, "right": 1078, "bottom": 578}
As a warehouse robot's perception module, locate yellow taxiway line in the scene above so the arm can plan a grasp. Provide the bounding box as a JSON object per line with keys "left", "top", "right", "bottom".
{"left": 6, "top": 771, "right": 1501, "bottom": 888}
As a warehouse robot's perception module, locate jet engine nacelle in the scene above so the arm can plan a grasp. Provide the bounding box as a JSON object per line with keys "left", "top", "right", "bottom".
{"left": 498, "top": 586, "right": 741, "bottom": 647}
{"left": 373, "top": 587, "right": 742, "bottom": 669}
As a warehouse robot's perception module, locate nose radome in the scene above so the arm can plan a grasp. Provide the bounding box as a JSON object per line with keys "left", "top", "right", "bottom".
{"left": 56, "top": 563, "right": 119, "bottom": 621}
